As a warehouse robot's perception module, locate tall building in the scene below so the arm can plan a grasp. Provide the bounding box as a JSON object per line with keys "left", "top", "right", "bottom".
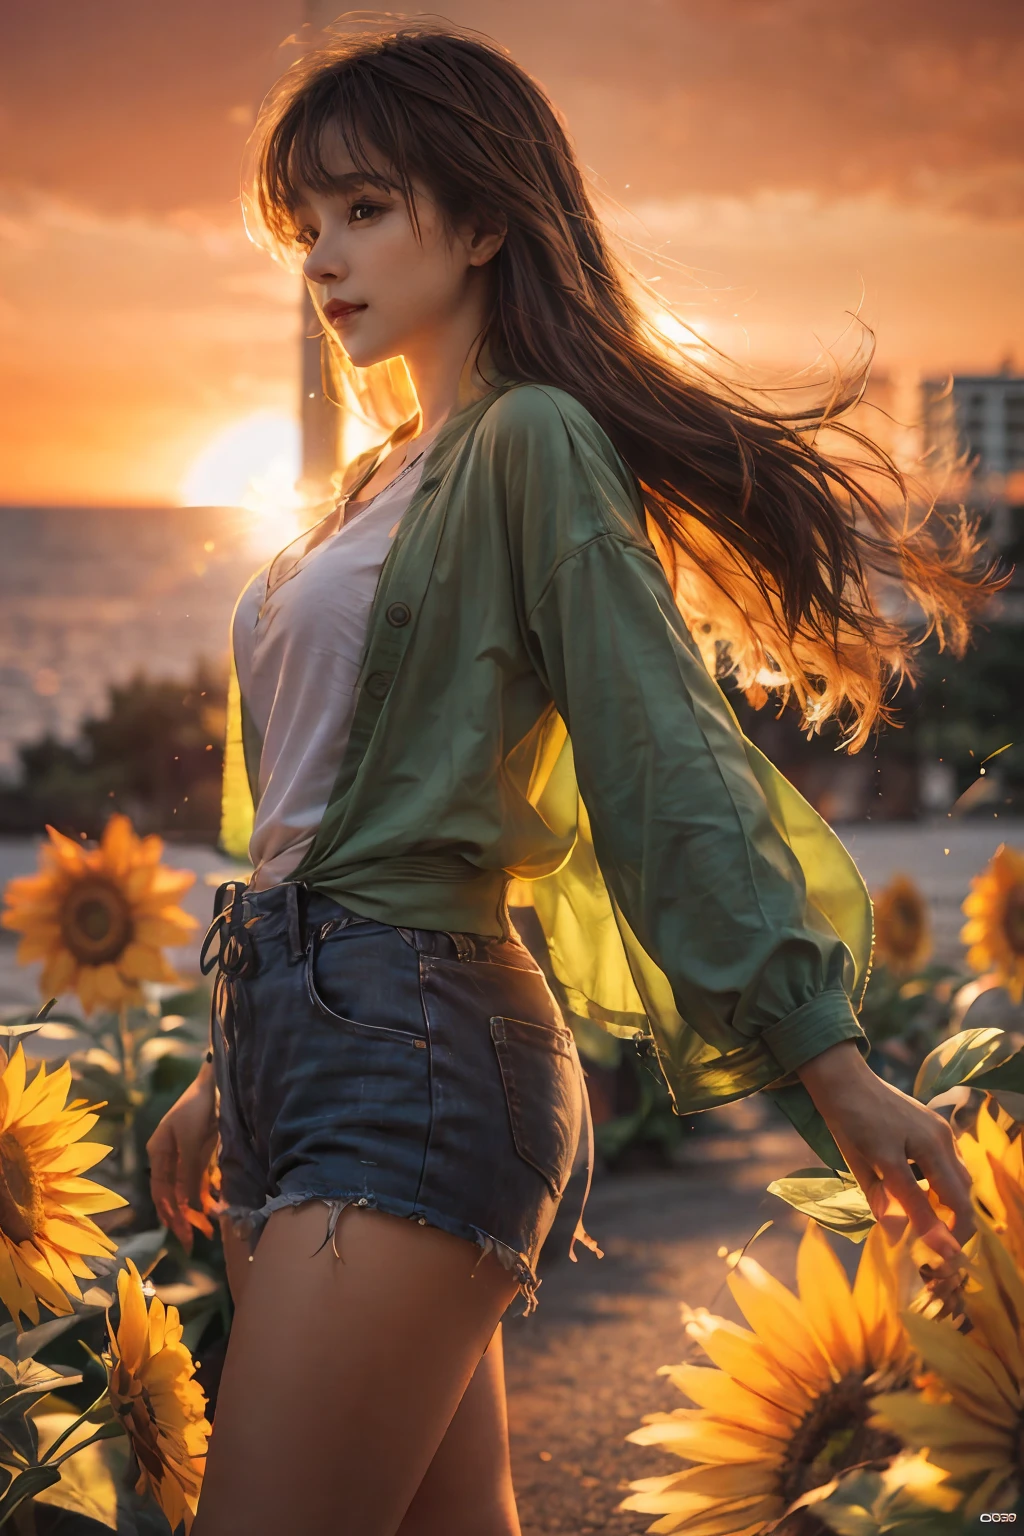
{"left": 299, "top": 3, "right": 346, "bottom": 512}
{"left": 921, "top": 363, "right": 1024, "bottom": 481}
{"left": 920, "top": 366, "right": 1024, "bottom": 611}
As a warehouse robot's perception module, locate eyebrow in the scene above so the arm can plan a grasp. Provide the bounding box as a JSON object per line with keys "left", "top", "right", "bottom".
{"left": 303, "top": 171, "right": 394, "bottom": 198}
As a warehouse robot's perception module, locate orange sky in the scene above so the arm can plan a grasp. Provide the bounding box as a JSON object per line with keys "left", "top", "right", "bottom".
{"left": 1, "top": 0, "right": 1022, "bottom": 505}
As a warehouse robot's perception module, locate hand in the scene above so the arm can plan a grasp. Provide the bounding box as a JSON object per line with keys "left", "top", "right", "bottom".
{"left": 146, "top": 1060, "right": 218, "bottom": 1252}
{"left": 797, "top": 1040, "right": 973, "bottom": 1259}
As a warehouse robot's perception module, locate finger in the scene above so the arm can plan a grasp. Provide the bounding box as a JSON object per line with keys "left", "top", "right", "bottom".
{"left": 147, "top": 1136, "right": 179, "bottom": 1211}
{"left": 147, "top": 1135, "right": 194, "bottom": 1249}
{"left": 908, "top": 1134, "right": 975, "bottom": 1245}
{"left": 879, "top": 1160, "right": 961, "bottom": 1257}
{"left": 178, "top": 1129, "right": 218, "bottom": 1212}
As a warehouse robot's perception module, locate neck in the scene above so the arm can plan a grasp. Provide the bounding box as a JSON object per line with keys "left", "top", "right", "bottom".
{"left": 402, "top": 282, "right": 495, "bottom": 434}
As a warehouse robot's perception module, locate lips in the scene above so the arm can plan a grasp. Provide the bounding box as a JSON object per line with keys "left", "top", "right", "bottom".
{"left": 323, "top": 300, "right": 366, "bottom": 323}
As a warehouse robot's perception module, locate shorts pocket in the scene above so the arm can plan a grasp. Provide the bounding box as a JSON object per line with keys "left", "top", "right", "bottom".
{"left": 305, "top": 929, "right": 426, "bottom": 1048}
{"left": 490, "top": 1016, "right": 580, "bottom": 1197}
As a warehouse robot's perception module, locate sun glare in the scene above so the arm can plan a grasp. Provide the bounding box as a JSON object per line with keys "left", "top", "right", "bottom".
{"left": 179, "top": 411, "right": 305, "bottom": 544}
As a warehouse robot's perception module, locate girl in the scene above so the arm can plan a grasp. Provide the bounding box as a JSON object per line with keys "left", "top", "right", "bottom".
{"left": 148, "top": 23, "right": 990, "bottom": 1535}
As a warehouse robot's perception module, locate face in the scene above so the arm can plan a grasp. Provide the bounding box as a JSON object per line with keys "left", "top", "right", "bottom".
{"left": 293, "top": 130, "right": 503, "bottom": 370}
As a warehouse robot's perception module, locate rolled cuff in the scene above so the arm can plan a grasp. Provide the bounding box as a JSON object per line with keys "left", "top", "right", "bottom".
{"left": 759, "top": 989, "right": 867, "bottom": 1077}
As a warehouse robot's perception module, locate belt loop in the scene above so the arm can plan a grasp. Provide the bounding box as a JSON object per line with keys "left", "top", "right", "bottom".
{"left": 447, "top": 930, "right": 473, "bottom": 961}
{"left": 285, "top": 881, "right": 306, "bottom": 963}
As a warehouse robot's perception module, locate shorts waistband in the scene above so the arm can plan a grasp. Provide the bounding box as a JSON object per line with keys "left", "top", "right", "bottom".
{"left": 200, "top": 878, "right": 534, "bottom": 979}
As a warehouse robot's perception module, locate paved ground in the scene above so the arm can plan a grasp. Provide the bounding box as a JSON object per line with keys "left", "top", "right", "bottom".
{"left": 504, "top": 1099, "right": 811, "bottom": 1535}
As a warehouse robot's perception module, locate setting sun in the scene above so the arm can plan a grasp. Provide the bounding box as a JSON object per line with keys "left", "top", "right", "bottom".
{"left": 180, "top": 410, "right": 304, "bottom": 543}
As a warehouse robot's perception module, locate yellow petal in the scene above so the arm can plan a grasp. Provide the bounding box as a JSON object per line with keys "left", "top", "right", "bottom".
{"left": 135, "top": 914, "right": 197, "bottom": 947}
{"left": 727, "top": 1257, "right": 831, "bottom": 1389}
{"left": 100, "top": 814, "right": 137, "bottom": 877}
{"left": 92, "top": 964, "right": 130, "bottom": 1007}
{"left": 15, "top": 928, "right": 62, "bottom": 964}
{"left": 662, "top": 1364, "right": 793, "bottom": 1440}
{"left": 119, "top": 942, "right": 177, "bottom": 983}
{"left": 40, "top": 949, "right": 78, "bottom": 997}
{"left": 628, "top": 1411, "right": 786, "bottom": 1463}
{"left": 116, "top": 1261, "right": 150, "bottom": 1372}
{"left": 796, "top": 1222, "right": 865, "bottom": 1377}
{"left": 684, "top": 1310, "right": 813, "bottom": 1418}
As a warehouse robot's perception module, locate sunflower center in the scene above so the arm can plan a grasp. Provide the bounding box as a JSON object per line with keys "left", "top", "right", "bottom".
{"left": 0, "top": 1133, "right": 43, "bottom": 1245}
{"left": 1003, "top": 886, "right": 1024, "bottom": 957}
{"left": 777, "top": 1374, "right": 904, "bottom": 1533}
{"left": 884, "top": 896, "right": 924, "bottom": 959}
{"left": 59, "top": 879, "right": 133, "bottom": 966}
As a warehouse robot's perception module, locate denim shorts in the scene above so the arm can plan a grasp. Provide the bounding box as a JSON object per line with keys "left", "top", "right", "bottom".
{"left": 201, "top": 880, "right": 597, "bottom": 1312}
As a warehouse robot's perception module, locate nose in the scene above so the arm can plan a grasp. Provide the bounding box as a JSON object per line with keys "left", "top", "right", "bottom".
{"left": 303, "top": 239, "right": 347, "bottom": 287}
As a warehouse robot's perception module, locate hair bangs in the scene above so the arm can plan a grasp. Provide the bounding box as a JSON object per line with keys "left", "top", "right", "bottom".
{"left": 250, "top": 63, "right": 417, "bottom": 256}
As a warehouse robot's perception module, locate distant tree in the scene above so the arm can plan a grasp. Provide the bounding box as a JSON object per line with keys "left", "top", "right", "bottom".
{"left": 728, "top": 622, "right": 1024, "bottom": 820}
{"left": 0, "top": 661, "right": 227, "bottom": 840}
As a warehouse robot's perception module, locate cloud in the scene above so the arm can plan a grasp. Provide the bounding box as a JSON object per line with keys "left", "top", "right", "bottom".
{"left": 0, "top": 187, "right": 298, "bottom": 504}
{"left": 2, "top": 0, "right": 1023, "bottom": 213}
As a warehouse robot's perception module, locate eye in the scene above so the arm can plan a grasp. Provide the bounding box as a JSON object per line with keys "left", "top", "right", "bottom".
{"left": 349, "top": 200, "right": 384, "bottom": 224}
{"left": 294, "top": 226, "right": 318, "bottom": 251}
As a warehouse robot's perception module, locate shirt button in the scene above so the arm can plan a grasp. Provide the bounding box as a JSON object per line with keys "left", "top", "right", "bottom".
{"left": 386, "top": 601, "right": 411, "bottom": 627}
{"left": 365, "top": 671, "right": 391, "bottom": 700}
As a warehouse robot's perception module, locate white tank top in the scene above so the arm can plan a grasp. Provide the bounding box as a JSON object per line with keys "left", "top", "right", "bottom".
{"left": 232, "top": 442, "right": 433, "bottom": 889}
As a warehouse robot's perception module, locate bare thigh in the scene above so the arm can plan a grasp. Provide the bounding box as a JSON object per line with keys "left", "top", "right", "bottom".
{"left": 396, "top": 1325, "right": 521, "bottom": 1536}
{"left": 196, "top": 1204, "right": 520, "bottom": 1536}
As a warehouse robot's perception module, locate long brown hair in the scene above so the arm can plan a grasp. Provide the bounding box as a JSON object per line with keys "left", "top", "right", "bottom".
{"left": 245, "top": 20, "right": 999, "bottom": 750}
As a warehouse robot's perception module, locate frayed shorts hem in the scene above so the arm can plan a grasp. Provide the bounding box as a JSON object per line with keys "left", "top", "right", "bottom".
{"left": 222, "top": 1189, "right": 542, "bottom": 1315}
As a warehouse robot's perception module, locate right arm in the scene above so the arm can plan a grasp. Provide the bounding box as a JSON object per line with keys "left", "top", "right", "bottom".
{"left": 146, "top": 1057, "right": 218, "bottom": 1251}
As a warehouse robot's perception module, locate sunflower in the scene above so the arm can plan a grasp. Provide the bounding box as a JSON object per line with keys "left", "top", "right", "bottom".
{"left": 106, "top": 1258, "right": 210, "bottom": 1534}
{"left": 872, "top": 874, "right": 932, "bottom": 975}
{"left": 0, "top": 1043, "right": 127, "bottom": 1329}
{"left": 961, "top": 843, "right": 1024, "bottom": 1003}
{"left": 1, "top": 815, "right": 197, "bottom": 1015}
{"left": 872, "top": 1215, "right": 1024, "bottom": 1518}
{"left": 955, "top": 1095, "right": 1024, "bottom": 1235}
{"left": 621, "top": 1222, "right": 919, "bottom": 1535}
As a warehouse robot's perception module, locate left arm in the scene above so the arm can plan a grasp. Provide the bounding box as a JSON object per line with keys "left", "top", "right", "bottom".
{"left": 523, "top": 506, "right": 971, "bottom": 1247}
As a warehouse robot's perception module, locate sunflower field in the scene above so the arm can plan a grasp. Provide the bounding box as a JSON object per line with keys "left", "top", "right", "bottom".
{"left": 2, "top": 818, "right": 1024, "bottom": 1531}
{"left": 0, "top": 817, "right": 221, "bottom": 1532}
{"left": 622, "top": 844, "right": 1024, "bottom": 1534}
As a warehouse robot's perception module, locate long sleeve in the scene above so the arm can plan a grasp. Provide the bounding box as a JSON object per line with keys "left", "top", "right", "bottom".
{"left": 525, "top": 531, "right": 866, "bottom": 1077}
{"left": 483, "top": 381, "right": 869, "bottom": 1106}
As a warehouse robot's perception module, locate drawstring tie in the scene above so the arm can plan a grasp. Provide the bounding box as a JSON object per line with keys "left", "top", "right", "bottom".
{"left": 200, "top": 880, "right": 261, "bottom": 978}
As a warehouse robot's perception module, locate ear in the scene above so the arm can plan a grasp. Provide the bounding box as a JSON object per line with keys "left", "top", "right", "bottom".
{"left": 465, "top": 217, "right": 507, "bottom": 267}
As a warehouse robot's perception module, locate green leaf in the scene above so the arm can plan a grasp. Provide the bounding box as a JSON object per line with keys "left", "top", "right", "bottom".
{"left": 567, "top": 1013, "right": 623, "bottom": 1069}
{"left": 87, "top": 1228, "right": 168, "bottom": 1301}
{"left": 160, "top": 987, "right": 211, "bottom": 1019}
{"left": 812, "top": 1464, "right": 966, "bottom": 1534}
{"left": 767, "top": 1168, "right": 875, "bottom": 1242}
{"left": 765, "top": 1082, "right": 848, "bottom": 1170}
{"left": 0, "top": 1355, "right": 84, "bottom": 1416}
{"left": 913, "top": 1027, "right": 1023, "bottom": 1103}
{"left": 0, "top": 1309, "right": 105, "bottom": 1366}
{"left": 32, "top": 1411, "right": 121, "bottom": 1527}
{"left": 0, "top": 1462, "right": 61, "bottom": 1525}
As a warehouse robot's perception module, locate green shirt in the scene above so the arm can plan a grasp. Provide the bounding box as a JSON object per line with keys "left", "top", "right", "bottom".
{"left": 221, "top": 377, "right": 873, "bottom": 1164}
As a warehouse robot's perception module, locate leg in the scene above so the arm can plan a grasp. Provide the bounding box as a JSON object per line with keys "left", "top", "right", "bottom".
{"left": 194, "top": 1202, "right": 520, "bottom": 1536}
{"left": 397, "top": 1325, "right": 520, "bottom": 1536}
{"left": 218, "top": 1212, "right": 256, "bottom": 1306}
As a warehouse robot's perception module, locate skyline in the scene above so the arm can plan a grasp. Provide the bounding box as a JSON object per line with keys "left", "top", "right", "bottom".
{"left": 1, "top": 0, "right": 1022, "bottom": 505}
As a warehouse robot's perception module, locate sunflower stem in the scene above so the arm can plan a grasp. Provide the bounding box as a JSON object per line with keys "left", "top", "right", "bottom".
{"left": 39, "top": 1385, "right": 112, "bottom": 1465}
{"left": 49, "top": 1420, "right": 125, "bottom": 1468}
{"left": 116, "top": 1004, "right": 137, "bottom": 1181}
